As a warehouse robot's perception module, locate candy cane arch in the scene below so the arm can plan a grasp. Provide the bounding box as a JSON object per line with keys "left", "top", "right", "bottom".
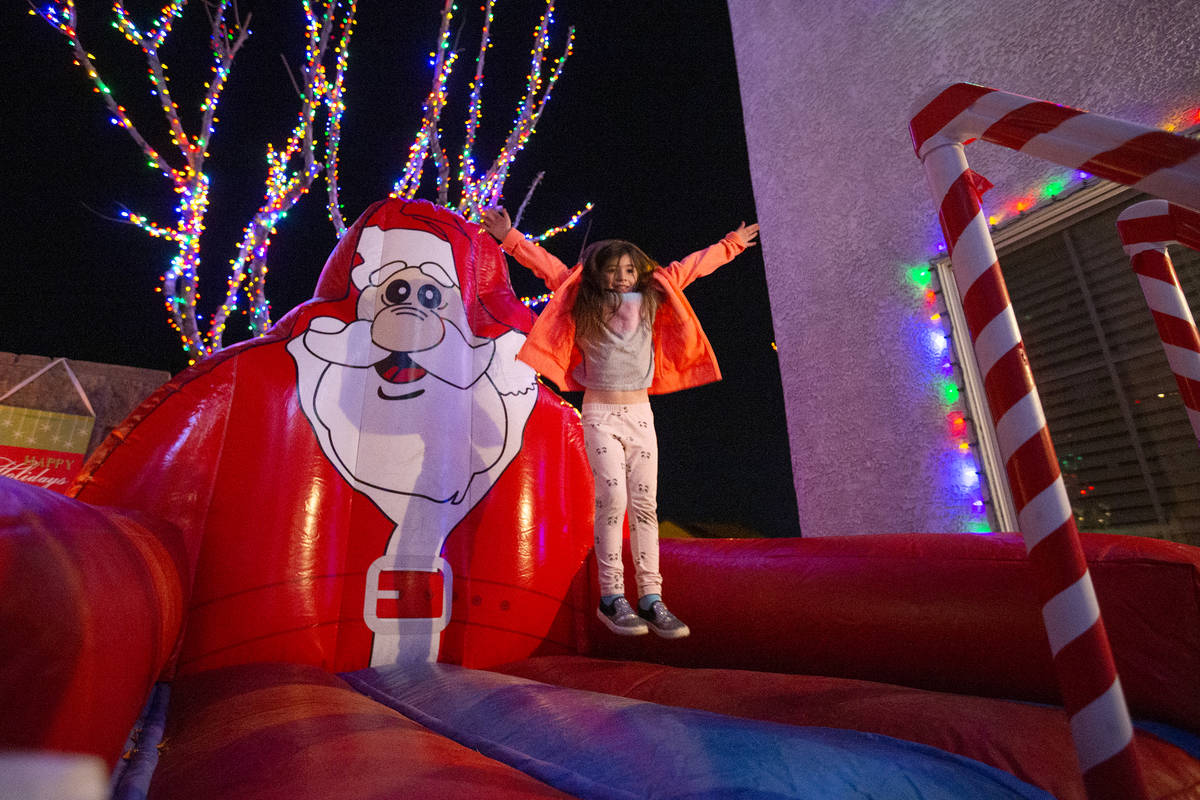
{"left": 908, "top": 82, "right": 1200, "bottom": 800}
{"left": 1117, "top": 201, "right": 1200, "bottom": 444}
{"left": 911, "top": 83, "right": 1200, "bottom": 211}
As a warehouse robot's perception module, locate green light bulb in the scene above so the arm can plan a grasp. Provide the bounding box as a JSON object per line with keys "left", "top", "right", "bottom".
{"left": 1041, "top": 178, "right": 1067, "bottom": 198}
{"left": 907, "top": 265, "right": 933, "bottom": 288}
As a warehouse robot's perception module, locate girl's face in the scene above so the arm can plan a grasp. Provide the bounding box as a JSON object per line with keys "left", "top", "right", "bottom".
{"left": 601, "top": 255, "right": 638, "bottom": 292}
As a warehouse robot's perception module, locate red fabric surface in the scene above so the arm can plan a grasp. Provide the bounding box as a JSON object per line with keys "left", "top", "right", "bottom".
{"left": 148, "top": 662, "right": 570, "bottom": 800}
{"left": 581, "top": 533, "right": 1200, "bottom": 732}
{"left": 493, "top": 655, "right": 1200, "bottom": 800}
{"left": 981, "top": 101, "right": 1084, "bottom": 151}
{"left": 0, "top": 477, "right": 188, "bottom": 767}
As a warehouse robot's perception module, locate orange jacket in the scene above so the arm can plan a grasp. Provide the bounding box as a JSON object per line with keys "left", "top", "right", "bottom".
{"left": 500, "top": 228, "right": 747, "bottom": 395}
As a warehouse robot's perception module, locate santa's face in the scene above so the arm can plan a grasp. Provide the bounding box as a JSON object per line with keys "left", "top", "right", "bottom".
{"left": 362, "top": 264, "right": 453, "bottom": 357}
{"left": 289, "top": 221, "right": 539, "bottom": 510}
{"left": 362, "top": 265, "right": 456, "bottom": 403}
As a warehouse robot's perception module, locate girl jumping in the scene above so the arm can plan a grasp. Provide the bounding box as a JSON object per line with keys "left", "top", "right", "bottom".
{"left": 481, "top": 207, "right": 759, "bottom": 638}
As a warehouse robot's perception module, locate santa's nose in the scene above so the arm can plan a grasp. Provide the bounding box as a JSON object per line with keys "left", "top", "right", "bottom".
{"left": 372, "top": 306, "right": 445, "bottom": 353}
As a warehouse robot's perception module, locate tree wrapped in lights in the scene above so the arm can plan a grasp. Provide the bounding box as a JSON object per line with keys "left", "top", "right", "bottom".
{"left": 393, "top": 0, "right": 591, "bottom": 243}
{"left": 221, "top": 0, "right": 356, "bottom": 341}
{"left": 33, "top": 0, "right": 355, "bottom": 363}
{"left": 34, "top": 0, "right": 585, "bottom": 362}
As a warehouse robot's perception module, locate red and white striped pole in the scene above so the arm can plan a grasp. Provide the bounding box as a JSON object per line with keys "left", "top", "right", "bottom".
{"left": 909, "top": 83, "right": 1178, "bottom": 800}
{"left": 910, "top": 83, "right": 1200, "bottom": 212}
{"left": 1117, "top": 201, "right": 1200, "bottom": 444}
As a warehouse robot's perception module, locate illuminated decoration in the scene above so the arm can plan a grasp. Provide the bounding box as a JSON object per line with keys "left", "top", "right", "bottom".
{"left": 904, "top": 263, "right": 991, "bottom": 530}
{"left": 33, "top": 1, "right": 356, "bottom": 363}
{"left": 905, "top": 265, "right": 933, "bottom": 288}
{"left": 521, "top": 292, "right": 553, "bottom": 312}
{"left": 938, "top": 380, "right": 959, "bottom": 404}
{"left": 391, "top": 0, "right": 591, "bottom": 243}
{"left": 946, "top": 411, "right": 967, "bottom": 438}
{"left": 530, "top": 203, "right": 594, "bottom": 242}
{"left": 222, "top": 1, "right": 357, "bottom": 342}
{"left": 35, "top": 1, "right": 591, "bottom": 362}
{"left": 1040, "top": 177, "right": 1068, "bottom": 198}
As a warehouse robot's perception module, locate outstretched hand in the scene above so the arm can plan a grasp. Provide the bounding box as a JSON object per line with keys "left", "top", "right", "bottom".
{"left": 481, "top": 207, "right": 513, "bottom": 242}
{"left": 734, "top": 221, "right": 760, "bottom": 248}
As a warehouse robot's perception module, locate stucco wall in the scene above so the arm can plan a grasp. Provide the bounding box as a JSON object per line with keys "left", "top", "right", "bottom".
{"left": 727, "top": 0, "right": 1200, "bottom": 535}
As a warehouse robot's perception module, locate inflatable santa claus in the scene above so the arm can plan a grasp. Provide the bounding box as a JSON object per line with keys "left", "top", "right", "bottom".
{"left": 70, "top": 198, "right": 595, "bottom": 672}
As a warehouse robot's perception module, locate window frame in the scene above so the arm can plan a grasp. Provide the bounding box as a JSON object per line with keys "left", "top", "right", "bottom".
{"left": 932, "top": 178, "right": 1197, "bottom": 537}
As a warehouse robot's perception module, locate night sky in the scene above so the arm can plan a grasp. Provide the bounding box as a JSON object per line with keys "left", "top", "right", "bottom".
{"left": 1, "top": 1, "right": 799, "bottom": 537}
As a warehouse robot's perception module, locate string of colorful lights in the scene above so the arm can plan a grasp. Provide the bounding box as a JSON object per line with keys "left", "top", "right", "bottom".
{"left": 460, "top": 0, "right": 497, "bottom": 215}
{"left": 905, "top": 262, "right": 991, "bottom": 532}
{"left": 33, "top": 1, "right": 356, "bottom": 364}
{"left": 322, "top": 0, "right": 355, "bottom": 238}
{"left": 391, "top": 1, "right": 591, "bottom": 244}
{"left": 215, "top": 0, "right": 357, "bottom": 343}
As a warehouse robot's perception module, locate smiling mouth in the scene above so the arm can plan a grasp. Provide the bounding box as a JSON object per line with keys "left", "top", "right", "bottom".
{"left": 376, "top": 351, "right": 428, "bottom": 384}
{"left": 377, "top": 386, "right": 424, "bottom": 401}
{"left": 374, "top": 352, "right": 428, "bottom": 400}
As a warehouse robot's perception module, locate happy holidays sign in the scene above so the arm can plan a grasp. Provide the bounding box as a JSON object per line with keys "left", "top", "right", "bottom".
{"left": 0, "top": 359, "right": 95, "bottom": 493}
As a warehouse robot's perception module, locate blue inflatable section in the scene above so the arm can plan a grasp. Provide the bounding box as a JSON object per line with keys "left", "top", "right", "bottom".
{"left": 110, "top": 682, "right": 170, "bottom": 800}
{"left": 1135, "top": 720, "right": 1200, "bottom": 760}
{"left": 343, "top": 663, "right": 1054, "bottom": 800}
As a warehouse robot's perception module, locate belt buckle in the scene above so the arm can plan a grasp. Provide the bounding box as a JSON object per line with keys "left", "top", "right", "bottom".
{"left": 363, "top": 553, "right": 453, "bottom": 635}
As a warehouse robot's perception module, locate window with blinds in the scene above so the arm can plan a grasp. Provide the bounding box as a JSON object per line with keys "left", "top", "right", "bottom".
{"left": 948, "top": 184, "right": 1200, "bottom": 546}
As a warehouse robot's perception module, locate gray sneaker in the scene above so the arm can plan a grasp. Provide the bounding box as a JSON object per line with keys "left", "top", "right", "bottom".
{"left": 597, "top": 596, "right": 649, "bottom": 636}
{"left": 638, "top": 600, "right": 690, "bottom": 639}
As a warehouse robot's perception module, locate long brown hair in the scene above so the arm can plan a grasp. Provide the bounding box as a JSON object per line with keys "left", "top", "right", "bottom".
{"left": 571, "top": 239, "right": 661, "bottom": 342}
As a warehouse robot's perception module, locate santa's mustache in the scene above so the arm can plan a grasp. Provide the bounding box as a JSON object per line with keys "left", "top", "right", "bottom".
{"left": 302, "top": 317, "right": 494, "bottom": 392}
{"left": 310, "top": 321, "right": 432, "bottom": 385}
{"left": 303, "top": 319, "right": 388, "bottom": 367}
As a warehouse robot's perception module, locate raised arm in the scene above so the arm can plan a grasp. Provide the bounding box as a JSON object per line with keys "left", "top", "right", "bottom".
{"left": 663, "top": 221, "right": 760, "bottom": 288}
{"left": 481, "top": 207, "right": 573, "bottom": 290}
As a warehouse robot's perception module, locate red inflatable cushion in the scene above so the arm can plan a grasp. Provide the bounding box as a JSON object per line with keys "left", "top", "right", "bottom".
{"left": 584, "top": 533, "right": 1200, "bottom": 732}
{"left": 0, "top": 477, "right": 189, "bottom": 767}
{"left": 147, "top": 662, "right": 570, "bottom": 799}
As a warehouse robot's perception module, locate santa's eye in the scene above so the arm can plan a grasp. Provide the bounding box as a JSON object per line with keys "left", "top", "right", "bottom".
{"left": 417, "top": 284, "right": 442, "bottom": 308}
{"left": 383, "top": 279, "right": 411, "bottom": 305}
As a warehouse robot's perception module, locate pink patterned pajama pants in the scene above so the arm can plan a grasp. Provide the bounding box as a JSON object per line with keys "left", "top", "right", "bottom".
{"left": 581, "top": 402, "right": 662, "bottom": 598}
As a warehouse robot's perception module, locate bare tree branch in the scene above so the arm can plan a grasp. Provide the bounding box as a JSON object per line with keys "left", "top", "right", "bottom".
{"left": 280, "top": 53, "right": 303, "bottom": 97}
{"left": 513, "top": 171, "right": 544, "bottom": 229}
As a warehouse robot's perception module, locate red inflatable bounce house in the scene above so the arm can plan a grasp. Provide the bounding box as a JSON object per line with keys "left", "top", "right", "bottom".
{"left": 2, "top": 199, "right": 1199, "bottom": 799}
